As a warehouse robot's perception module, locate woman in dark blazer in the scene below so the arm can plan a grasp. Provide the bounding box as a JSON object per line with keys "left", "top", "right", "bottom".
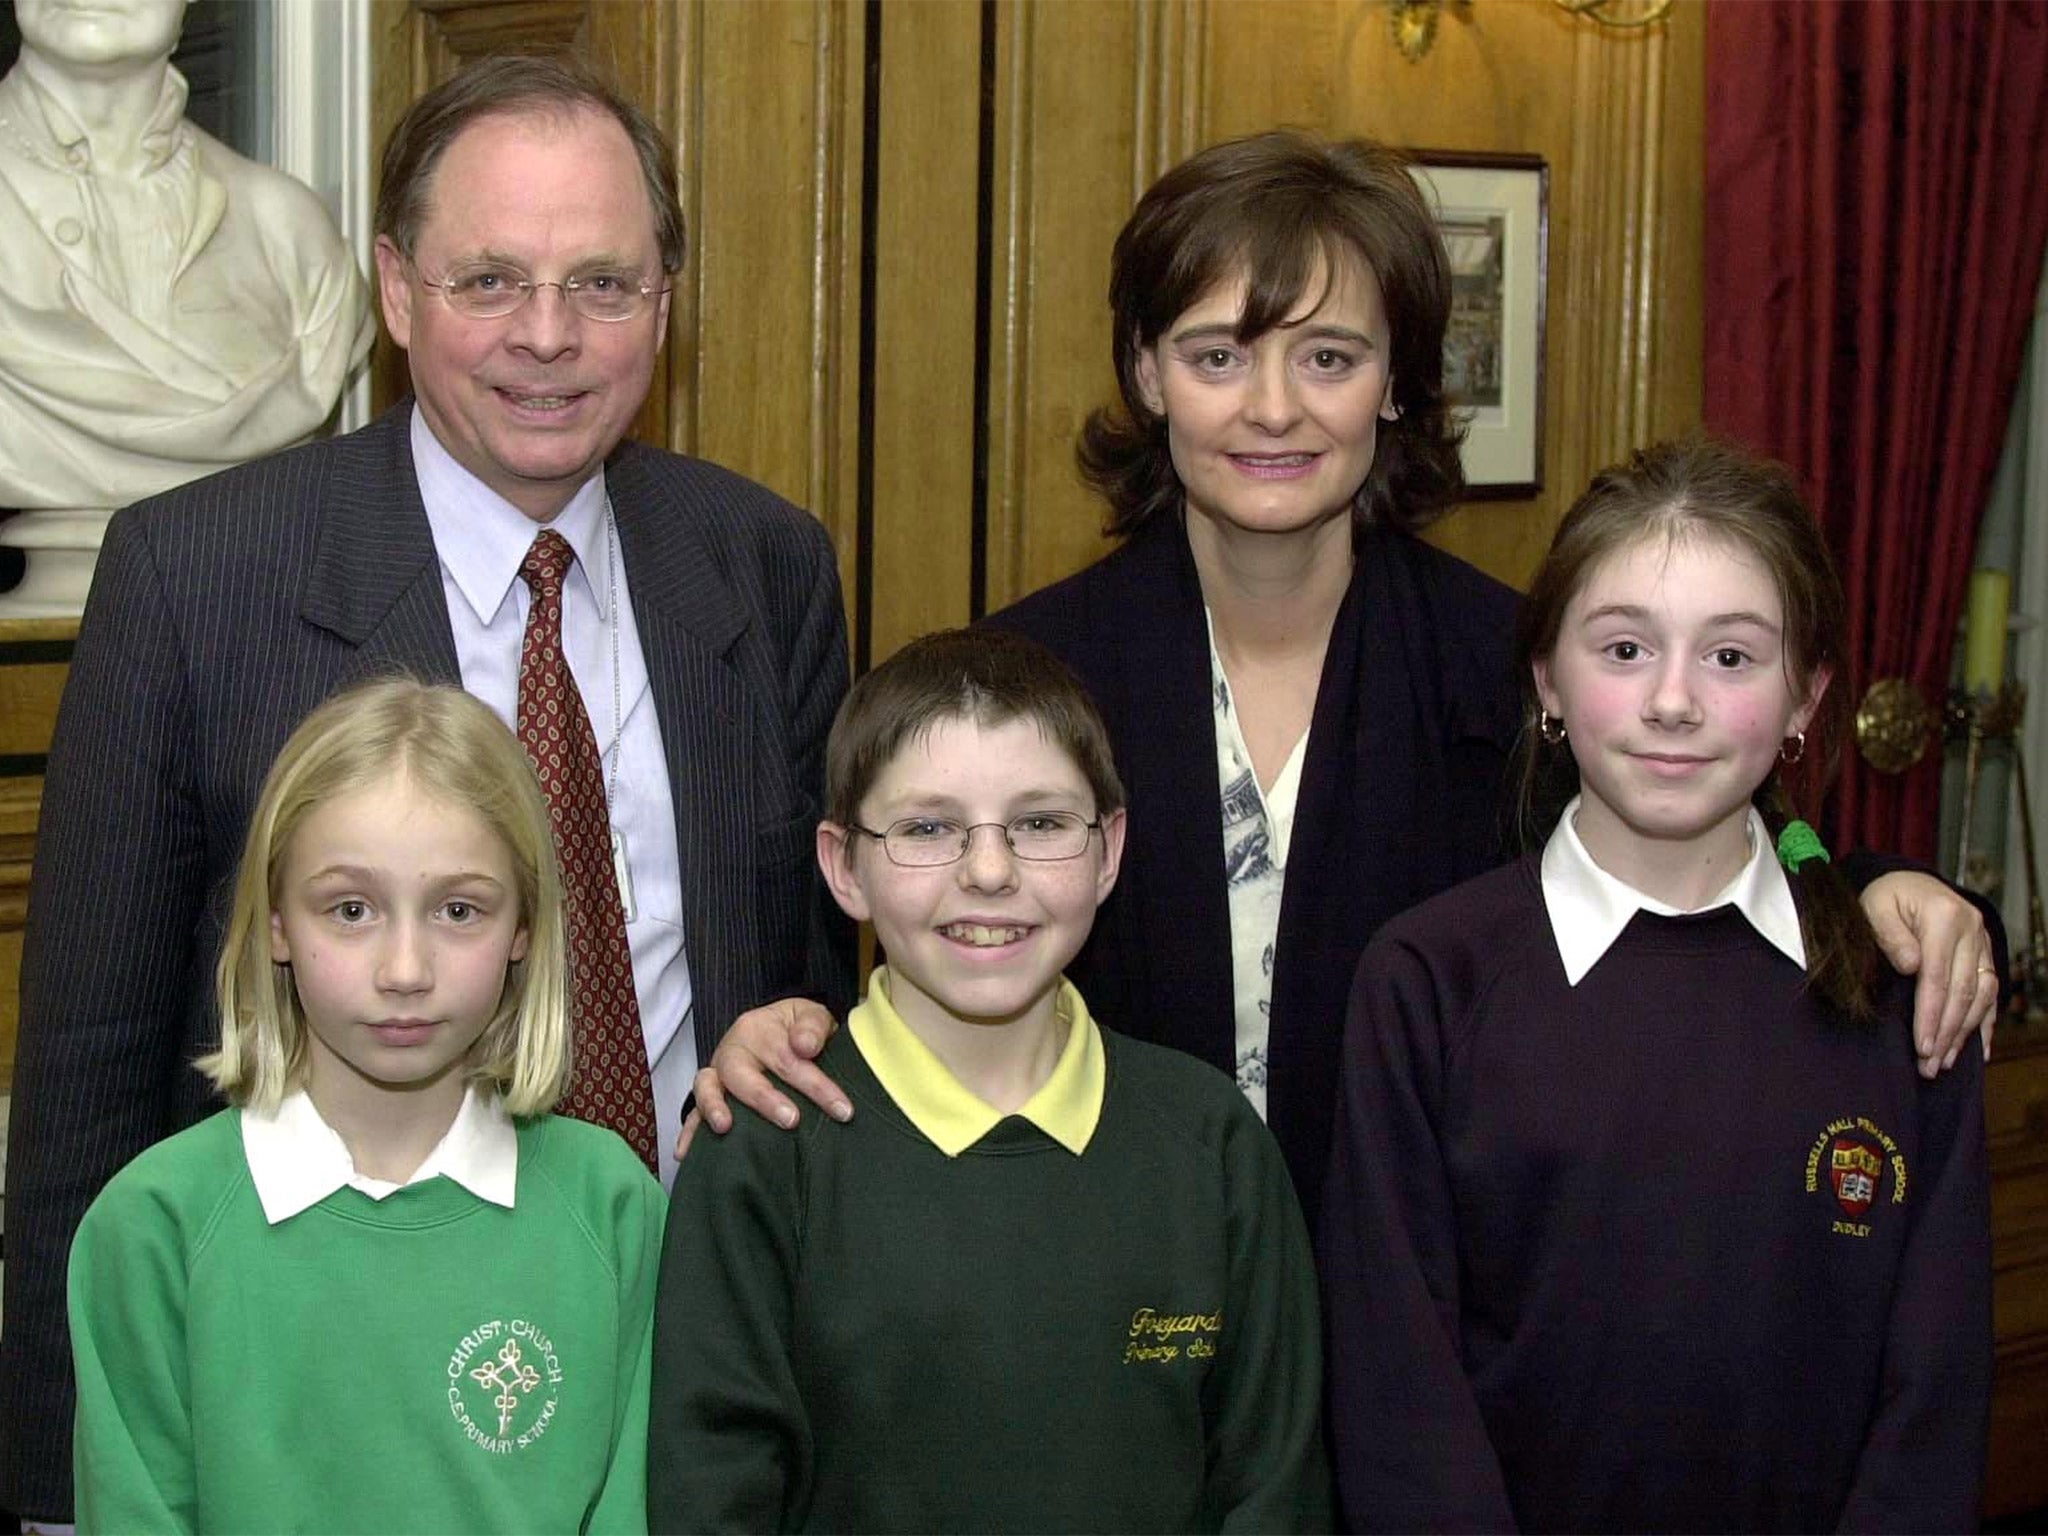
{"left": 978, "top": 135, "right": 1525, "bottom": 1219}
{"left": 696, "top": 133, "right": 1998, "bottom": 1227}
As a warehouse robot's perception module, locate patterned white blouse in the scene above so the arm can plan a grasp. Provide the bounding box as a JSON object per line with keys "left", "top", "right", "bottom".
{"left": 1206, "top": 613, "right": 1310, "bottom": 1121}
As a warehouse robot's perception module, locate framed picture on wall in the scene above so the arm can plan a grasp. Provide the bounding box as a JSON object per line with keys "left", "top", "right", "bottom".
{"left": 1407, "top": 151, "right": 1548, "bottom": 499}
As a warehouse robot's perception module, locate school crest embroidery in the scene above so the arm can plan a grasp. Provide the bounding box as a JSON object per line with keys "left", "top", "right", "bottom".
{"left": 447, "top": 1318, "right": 564, "bottom": 1453}
{"left": 1829, "top": 1138, "right": 1883, "bottom": 1216}
{"left": 1803, "top": 1117, "right": 1907, "bottom": 1239}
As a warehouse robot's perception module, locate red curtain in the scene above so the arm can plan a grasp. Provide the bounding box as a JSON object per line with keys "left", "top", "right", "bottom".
{"left": 1704, "top": 0, "right": 2048, "bottom": 861}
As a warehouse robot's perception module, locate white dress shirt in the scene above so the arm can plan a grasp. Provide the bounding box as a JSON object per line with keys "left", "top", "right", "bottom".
{"left": 1539, "top": 795, "right": 1807, "bottom": 985}
{"left": 241, "top": 1085, "right": 518, "bottom": 1224}
{"left": 412, "top": 409, "right": 695, "bottom": 1188}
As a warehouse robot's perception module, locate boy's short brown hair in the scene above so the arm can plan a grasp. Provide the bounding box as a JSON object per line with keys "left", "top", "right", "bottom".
{"left": 825, "top": 629, "right": 1125, "bottom": 827}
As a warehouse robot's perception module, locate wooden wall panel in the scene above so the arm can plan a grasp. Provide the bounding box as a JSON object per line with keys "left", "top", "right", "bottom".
{"left": 1134, "top": 0, "right": 1209, "bottom": 188}
{"left": 984, "top": 2, "right": 1136, "bottom": 612}
{"left": 684, "top": 0, "right": 862, "bottom": 595}
{"left": 862, "top": 3, "right": 984, "bottom": 662}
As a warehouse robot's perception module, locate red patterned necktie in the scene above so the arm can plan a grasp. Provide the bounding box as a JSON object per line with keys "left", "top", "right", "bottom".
{"left": 516, "top": 530, "right": 658, "bottom": 1173}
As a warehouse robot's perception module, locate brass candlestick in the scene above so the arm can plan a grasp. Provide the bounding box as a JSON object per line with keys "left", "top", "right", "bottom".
{"left": 1947, "top": 684, "right": 2023, "bottom": 888}
{"left": 1946, "top": 682, "right": 2048, "bottom": 1014}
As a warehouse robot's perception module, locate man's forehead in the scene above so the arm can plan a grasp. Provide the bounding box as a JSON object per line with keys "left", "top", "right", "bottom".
{"left": 414, "top": 104, "right": 656, "bottom": 253}
{"left": 442, "top": 101, "right": 619, "bottom": 158}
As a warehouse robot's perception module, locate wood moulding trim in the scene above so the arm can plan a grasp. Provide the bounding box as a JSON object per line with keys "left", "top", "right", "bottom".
{"left": 1133, "top": 0, "right": 1208, "bottom": 197}
{"left": 0, "top": 775, "right": 40, "bottom": 928}
{"left": 1997, "top": 1330, "right": 2048, "bottom": 1371}
{"left": 807, "top": 0, "right": 858, "bottom": 543}
{"left": 660, "top": 0, "right": 698, "bottom": 458}
{"left": 1557, "top": 22, "right": 1674, "bottom": 497}
{"left": 861, "top": 0, "right": 985, "bottom": 663}
{"left": 853, "top": 0, "right": 883, "bottom": 672}
{"left": 982, "top": 0, "right": 1033, "bottom": 619}
{"left": 416, "top": 1, "right": 588, "bottom": 73}
{"left": 968, "top": 0, "right": 1000, "bottom": 620}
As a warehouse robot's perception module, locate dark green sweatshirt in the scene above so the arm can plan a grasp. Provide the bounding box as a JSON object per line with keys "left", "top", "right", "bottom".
{"left": 650, "top": 1011, "right": 1328, "bottom": 1532}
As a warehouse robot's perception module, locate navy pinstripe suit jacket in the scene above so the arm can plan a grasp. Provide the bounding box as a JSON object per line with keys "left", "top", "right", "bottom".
{"left": 0, "top": 402, "right": 856, "bottom": 1519}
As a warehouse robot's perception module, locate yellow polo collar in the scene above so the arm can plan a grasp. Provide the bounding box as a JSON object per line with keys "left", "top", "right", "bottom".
{"left": 848, "top": 967, "right": 1105, "bottom": 1157}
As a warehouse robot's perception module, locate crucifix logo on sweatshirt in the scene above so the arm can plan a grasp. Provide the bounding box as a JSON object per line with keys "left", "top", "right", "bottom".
{"left": 1802, "top": 1116, "right": 1906, "bottom": 1239}
{"left": 447, "top": 1317, "right": 565, "bottom": 1453}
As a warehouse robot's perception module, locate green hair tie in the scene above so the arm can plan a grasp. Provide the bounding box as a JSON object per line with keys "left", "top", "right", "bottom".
{"left": 1777, "top": 819, "right": 1831, "bottom": 873}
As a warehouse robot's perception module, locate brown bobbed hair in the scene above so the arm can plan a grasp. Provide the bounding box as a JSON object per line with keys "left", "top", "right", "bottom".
{"left": 1080, "top": 130, "right": 1465, "bottom": 539}
{"left": 375, "top": 53, "right": 686, "bottom": 274}
{"left": 826, "top": 628, "right": 1126, "bottom": 830}
{"left": 1513, "top": 437, "right": 1878, "bottom": 1022}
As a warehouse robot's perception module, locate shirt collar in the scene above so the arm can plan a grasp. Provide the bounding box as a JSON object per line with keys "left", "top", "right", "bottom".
{"left": 240, "top": 1083, "right": 519, "bottom": 1224}
{"left": 1539, "top": 796, "right": 1806, "bottom": 985}
{"left": 847, "top": 967, "right": 1106, "bottom": 1157}
{"left": 411, "top": 405, "right": 610, "bottom": 628}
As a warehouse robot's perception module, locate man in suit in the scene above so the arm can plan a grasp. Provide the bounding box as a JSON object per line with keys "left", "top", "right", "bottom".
{"left": 0, "top": 55, "right": 855, "bottom": 1527}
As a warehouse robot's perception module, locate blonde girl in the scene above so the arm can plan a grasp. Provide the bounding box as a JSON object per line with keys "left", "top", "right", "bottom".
{"left": 68, "top": 677, "right": 662, "bottom": 1534}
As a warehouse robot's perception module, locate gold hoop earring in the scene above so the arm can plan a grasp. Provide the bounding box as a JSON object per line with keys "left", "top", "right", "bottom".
{"left": 1780, "top": 730, "right": 1806, "bottom": 766}
{"left": 1539, "top": 710, "right": 1568, "bottom": 746}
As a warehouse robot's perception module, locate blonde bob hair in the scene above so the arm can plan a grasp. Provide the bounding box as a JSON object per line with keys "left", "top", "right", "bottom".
{"left": 200, "top": 677, "right": 571, "bottom": 1115}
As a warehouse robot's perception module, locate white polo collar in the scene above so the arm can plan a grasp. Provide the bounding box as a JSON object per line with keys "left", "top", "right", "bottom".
{"left": 410, "top": 405, "right": 610, "bottom": 628}
{"left": 240, "top": 1083, "right": 519, "bottom": 1224}
{"left": 1539, "top": 796, "right": 1806, "bottom": 985}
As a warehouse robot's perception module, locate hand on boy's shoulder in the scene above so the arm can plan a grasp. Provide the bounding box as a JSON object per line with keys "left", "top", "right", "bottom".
{"left": 669, "top": 1037, "right": 853, "bottom": 1192}
{"left": 687, "top": 996, "right": 851, "bottom": 1150}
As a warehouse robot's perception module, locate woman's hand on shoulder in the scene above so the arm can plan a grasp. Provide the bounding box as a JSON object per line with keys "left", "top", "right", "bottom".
{"left": 675, "top": 996, "right": 850, "bottom": 1161}
{"left": 1858, "top": 872, "right": 1999, "bottom": 1077}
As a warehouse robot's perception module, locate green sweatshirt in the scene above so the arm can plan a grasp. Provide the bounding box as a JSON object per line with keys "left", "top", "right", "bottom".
{"left": 69, "top": 1108, "right": 664, "bottom": 1534}
{"left": 649, "top": 1010, "right": 1329, "bottom": 1533}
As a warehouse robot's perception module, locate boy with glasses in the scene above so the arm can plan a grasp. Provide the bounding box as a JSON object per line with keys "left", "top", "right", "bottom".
{"left": 649, "top": 627, "right": 1327, "bottom": 1533}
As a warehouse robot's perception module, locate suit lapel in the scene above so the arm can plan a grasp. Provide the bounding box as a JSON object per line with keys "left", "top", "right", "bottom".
{"left": 298, "top": 403, "right": 460, "bottom": 679}
{"left": 606, "top": 444, "right": 754, "bottom": 1056}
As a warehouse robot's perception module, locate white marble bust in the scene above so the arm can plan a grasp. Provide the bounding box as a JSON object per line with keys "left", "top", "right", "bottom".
{"left": 0, "top": 0, "right": 372, "bottom": 608}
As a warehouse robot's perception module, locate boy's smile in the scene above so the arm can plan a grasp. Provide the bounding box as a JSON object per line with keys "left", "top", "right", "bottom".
{"left": 819, "top": 715, "right": 1125, "bottom": 1065}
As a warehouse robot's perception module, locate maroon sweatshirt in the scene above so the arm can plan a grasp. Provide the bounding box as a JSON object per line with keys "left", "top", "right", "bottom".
{"left": 1322, "top": 855, "right": 1990, "bottom": 1534}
